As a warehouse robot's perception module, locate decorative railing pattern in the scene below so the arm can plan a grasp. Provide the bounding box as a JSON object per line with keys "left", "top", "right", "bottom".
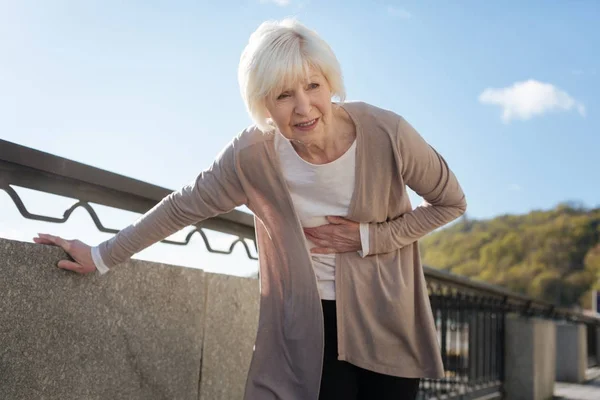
{"left": 1, "top": 139, "right": 599, "bottom": 400}
{"left": 0, "top": 139, "right": 257, "bottom": 260}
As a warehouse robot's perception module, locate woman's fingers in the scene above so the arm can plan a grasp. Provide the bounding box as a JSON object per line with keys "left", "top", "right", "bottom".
{"left": 33, "top": 234, "right": 57, "bottom": 245}
{"left": 310, "top": 247, "right": 336, "bottom": 254}
{"left": 308, "top": 235, "right": 353, "bottom": 253}
{"left": 34, "top": 233, "right": 71, "bottom": 251}
{"left": 34, "top": 233, "right": 60, "bottom": 246}
{"left": 306, "top": 229, "right": 357, "bottom": 251}
{"left": 307, "top": 235, "right": 332, "bottom": 248}
{"left": 57, "top": 259, "right": 95, "bottom": 274}
{"left": 33, "top": 237, "right": 52, "bottom": 245}
{"left": 34, "top": 234, "right": 96, "bottom": 274}
{"left": 57, "top": 260, "right": 82, "bottom": 271}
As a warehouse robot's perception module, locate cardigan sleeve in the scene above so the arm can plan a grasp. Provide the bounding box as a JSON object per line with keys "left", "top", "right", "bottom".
{"left": 368, "top": 117, "right": 466, "bottom": 255}
{"left": 96, "top": 138, "right": 248, "bottom": 269}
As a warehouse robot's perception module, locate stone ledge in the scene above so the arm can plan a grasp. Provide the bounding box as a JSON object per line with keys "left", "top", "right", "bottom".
{"left": 0, "top": 238, "right": 236, "bottom": 399}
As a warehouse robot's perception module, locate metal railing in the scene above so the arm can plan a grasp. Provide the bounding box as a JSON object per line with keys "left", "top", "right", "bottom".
{"left": 422, "top": 256, "right": 600, "bottom": 399}
{"left": 0, "top": 139, "right": 257, "bottom": 259}
{"left": 2, "top": 139, "right": 599, "bottom": 400}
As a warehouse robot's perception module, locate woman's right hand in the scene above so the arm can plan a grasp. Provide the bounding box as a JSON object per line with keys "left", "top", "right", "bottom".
{"left": 33, "top": 233, "right": 97, "bottom": 274}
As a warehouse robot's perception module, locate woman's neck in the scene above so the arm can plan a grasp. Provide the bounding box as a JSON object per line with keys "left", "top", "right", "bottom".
{"left": 291, "top": 106, "right": 356, "bottom": 164}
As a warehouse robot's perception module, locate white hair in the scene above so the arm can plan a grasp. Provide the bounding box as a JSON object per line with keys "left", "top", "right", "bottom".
{"left": 238, "top": 18, "right": 346, "bottom": 132}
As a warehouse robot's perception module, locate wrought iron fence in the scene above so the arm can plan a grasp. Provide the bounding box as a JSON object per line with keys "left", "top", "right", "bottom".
{"left": 1, "top": 139, "right": 599, "bottom": 400}
{"left": 421, "top": 268, "right": 600, "bottom": 399}
{"left": 422, "top": 282, "right": 504, "bottom": 399}
{"left": 588, "top": 324, "right": 599, "bottom": 368}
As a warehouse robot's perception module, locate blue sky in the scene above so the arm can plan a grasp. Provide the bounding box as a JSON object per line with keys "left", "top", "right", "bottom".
{"left": 1, "top": 1, "right": 598, "bottom": 275}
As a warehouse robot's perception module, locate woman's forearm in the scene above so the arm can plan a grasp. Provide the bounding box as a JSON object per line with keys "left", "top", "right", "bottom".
{"left": 368, "top": 117, "right": 466, "bottom": 255}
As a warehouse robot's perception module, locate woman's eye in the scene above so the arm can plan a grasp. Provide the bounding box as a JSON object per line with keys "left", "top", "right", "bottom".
{"left": 277, "top": 93, "right": 290, "bottom": 100}
{"left": 308, "top": 83, "right": 320, "bottom": 90}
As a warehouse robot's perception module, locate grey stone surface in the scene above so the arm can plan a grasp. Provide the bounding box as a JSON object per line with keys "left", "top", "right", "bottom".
{"left": 199, "top": 273, "right": 260, "bottom": 400}
{"left": 556, "top": 322, "right": 587, "bottom": 383}
{"left": 504, "top": 314, "right": 556, "bottom": 400}
{"left": 554, "top": 367, "right": 600, "bottom": 400}
{"left": 0, "top": 238, "right": 206, "bottom": 400}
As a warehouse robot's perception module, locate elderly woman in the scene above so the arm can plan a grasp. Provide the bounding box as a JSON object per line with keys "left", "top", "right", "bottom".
{"left": 35, "top": 18, "right": 466, "bottom": 400}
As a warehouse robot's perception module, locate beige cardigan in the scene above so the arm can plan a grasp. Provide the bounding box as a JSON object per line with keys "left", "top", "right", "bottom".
{"left": 98, "top": 101, "right": 467, "bottom": 399}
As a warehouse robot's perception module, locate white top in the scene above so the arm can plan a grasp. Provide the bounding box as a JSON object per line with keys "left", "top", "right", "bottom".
{"left": 274, "top": 132, "right": 370, "bottom": 300}
{"left": 91, "top": 132, "right": 371, "bottom": 298}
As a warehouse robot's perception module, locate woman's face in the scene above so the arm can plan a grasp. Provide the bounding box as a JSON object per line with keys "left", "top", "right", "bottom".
{"left": 265, "top": 67, "right": 334, "bottom": 145}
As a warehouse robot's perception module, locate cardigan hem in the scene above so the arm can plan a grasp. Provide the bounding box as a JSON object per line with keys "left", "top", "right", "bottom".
{"left": 340, "top": 354, "right": 445, "bottom": 380}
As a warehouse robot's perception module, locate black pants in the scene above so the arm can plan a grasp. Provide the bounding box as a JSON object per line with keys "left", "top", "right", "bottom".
{"left": 319, "top": 300, "right": 420, "bottom": 400}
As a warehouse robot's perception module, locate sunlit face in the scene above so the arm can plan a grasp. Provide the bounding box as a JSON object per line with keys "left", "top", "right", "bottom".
{"left": 265, "top": 67, "right": 334, "bottom": 144}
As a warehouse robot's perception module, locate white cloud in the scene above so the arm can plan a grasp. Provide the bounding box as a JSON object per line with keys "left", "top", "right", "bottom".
{"left": 260, "top": 0, "right": 291, "bottom": 6}
{"left": 387, "top": 6, "right": 412, "bottom": 19}
{"left": 479, "top": 80, "right": 586, "bottom": 123}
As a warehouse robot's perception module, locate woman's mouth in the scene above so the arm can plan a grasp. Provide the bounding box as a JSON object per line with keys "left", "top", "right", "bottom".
{"left": 294, "top": 118, "right": 319, "bottom": 131}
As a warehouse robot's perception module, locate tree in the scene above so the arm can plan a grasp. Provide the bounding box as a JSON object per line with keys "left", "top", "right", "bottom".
{"left": 420, "top": 204, "right": 600, "bottom": 308}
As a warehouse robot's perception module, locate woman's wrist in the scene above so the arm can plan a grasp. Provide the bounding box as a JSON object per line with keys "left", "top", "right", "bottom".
{"left": 91, "top": 245, "right": 110, "bottom": 275}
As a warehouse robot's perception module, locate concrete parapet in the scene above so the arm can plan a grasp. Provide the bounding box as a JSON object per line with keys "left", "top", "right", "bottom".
{"left": 199, "top": 273, "right": 260, "bottom": 400}
{"left": 0, "top": 238, "right": 260, "bottom": 400}
{"left": 555, "top": 322, "right": 587, "bottom": 383}
{"left": 504, "top": 314, "right": 556, "bottom": 400}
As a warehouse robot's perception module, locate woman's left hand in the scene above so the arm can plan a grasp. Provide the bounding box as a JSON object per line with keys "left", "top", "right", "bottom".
{"left": 303, "top": 216, "right": 361, "bottom": 254}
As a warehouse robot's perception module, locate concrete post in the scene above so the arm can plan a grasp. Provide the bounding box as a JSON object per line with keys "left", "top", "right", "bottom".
{"left": 504, "top": 314, "right": 556, "bottom": 400}
{"left": 199, "top": 273, "right": 260, "bottom": 400}
{"left": 555, "top": 322, "right": 587, "bottom": 383}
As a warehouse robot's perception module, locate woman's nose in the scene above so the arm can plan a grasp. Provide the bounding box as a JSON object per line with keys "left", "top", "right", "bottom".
{"left": 294, "top": 91, "right": 312, "bottom": 116}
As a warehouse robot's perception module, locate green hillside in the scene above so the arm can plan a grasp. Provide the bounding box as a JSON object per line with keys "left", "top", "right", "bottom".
{"left": 420, "top": 203, "right": 600, "bottom": 308}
